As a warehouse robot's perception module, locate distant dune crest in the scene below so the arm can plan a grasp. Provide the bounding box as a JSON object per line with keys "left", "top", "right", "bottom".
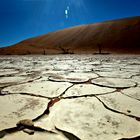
{"left": 0, "top": 16, "right": 140, "bottom": 55}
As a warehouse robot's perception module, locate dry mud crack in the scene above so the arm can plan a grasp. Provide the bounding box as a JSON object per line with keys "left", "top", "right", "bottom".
{"left": 0, "top": 55, "right": 140, "bottom": 140}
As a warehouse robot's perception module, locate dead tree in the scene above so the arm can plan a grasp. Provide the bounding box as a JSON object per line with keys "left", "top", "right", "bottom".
{"left": 43, "top": 49, "right": 46, "bottom": 55}
{"left": 58, "top": 44, "right": 69, "bottom": 54}
{"left": 97, "top": 43, "right": 102, "bottom": 54}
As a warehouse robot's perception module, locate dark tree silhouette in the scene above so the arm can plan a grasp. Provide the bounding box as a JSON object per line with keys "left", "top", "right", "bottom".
{"left": 97, "top": 43, "right": 102, "bottom": 54}
{"left": 43, "top": 49, "right": 46, "bottom": 55}
{"left": 27, "top": 51, "right": 31, "bottom": 54}
{"left": 58, "top": 44, "right": 69, "bottom": 54}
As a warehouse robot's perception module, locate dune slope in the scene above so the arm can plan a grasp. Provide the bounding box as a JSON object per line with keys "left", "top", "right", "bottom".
{"left": 0, "top": 16, "right": 140, "bottom": 54}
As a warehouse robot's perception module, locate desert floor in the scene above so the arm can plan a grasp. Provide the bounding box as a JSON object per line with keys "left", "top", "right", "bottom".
{"left": 0, "top": 55, "right": 140, "bottom": 140}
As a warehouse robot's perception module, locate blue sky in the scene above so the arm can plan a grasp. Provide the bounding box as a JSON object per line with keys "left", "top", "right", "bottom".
{"left": 0, "top": 0, "right": 140, "bottom": 47}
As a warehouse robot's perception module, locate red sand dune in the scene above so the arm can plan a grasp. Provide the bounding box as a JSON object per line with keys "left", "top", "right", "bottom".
{"left": 0, "top": 16, "right": 140, "bottom": 55}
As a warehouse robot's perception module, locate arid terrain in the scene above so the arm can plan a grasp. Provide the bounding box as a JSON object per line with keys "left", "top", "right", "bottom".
{"left": 0, "top": 54, "right": 140, "bottom": 140}
{"left": 0, "top": 16, "right": 140, "bottom": 55}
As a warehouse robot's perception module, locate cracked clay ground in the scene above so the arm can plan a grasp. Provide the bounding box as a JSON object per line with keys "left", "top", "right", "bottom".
{"left": 0, "top": 55, "right": 140, "bottom": 140}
